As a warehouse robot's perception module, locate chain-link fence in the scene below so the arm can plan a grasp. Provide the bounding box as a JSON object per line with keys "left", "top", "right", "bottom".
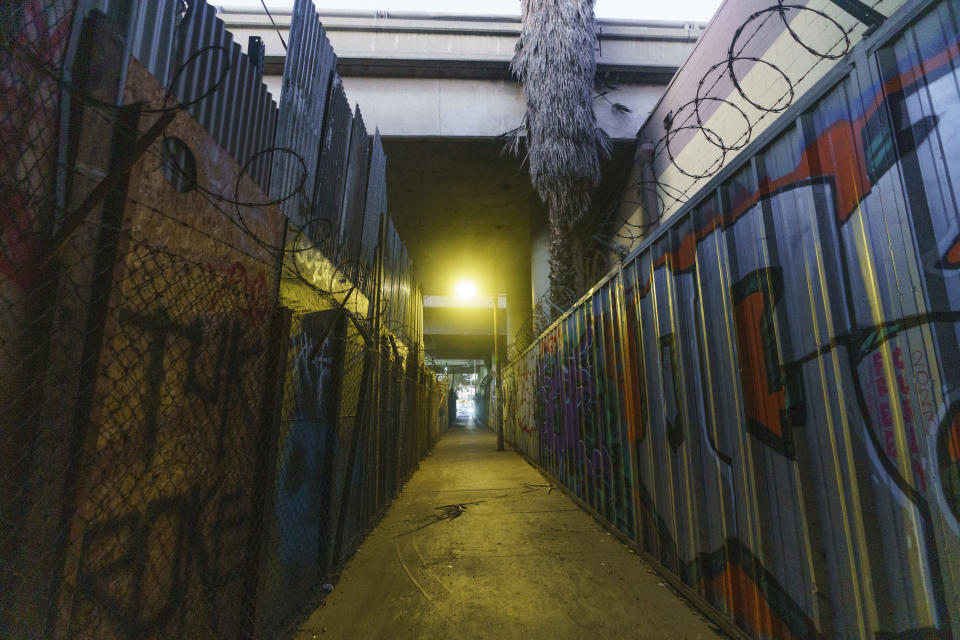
{"left": 1, "top": 3, "right": 447, "bottom": 638}
{"left": 255, "top": 309, "right": 447, "bottom": 637}
{"left": 2, "top": 0, "right": 90, "bottom": 634}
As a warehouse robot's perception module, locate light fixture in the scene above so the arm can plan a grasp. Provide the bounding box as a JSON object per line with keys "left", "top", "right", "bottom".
{"left": 455, "top": 280, "right": 477, "bottom": 300}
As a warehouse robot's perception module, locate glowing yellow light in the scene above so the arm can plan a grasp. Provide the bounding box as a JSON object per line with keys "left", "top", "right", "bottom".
{"left": 455, "top": 280, "right": 477, "bottom": 300}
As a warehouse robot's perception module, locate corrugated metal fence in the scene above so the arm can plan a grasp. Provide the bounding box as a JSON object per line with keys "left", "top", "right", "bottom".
{"left": 81, "top": 0, "right": 277, "bottom": 189}
{"left": 503, "top": 1, "right": 960, "bottom": 638}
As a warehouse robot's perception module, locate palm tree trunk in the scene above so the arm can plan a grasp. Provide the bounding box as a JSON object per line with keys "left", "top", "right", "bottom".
{"left": 513, "top": 0, "right": 609, "bottom": 319}
{"left": 549, "top": 223, "right": 579, "bottom": 312}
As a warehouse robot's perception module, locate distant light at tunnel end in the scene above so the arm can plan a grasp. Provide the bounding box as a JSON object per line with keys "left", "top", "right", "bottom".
{"left": 455, "top": 280, "right": 477, "bottom": 300}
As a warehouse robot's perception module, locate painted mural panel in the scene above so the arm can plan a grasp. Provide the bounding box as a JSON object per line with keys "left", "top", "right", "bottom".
{"left": 504, "top": 3, "right": 960, "bottom": 638}
{"left": 255, "top": 310, "right": 345, "bottom": 636}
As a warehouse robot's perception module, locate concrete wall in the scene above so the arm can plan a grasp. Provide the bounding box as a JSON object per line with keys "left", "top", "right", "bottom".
{"left": 233, "top": 9, "right": 702, "bottom": 140}
{"left": 263, "top": 74, "right": 665, "bottom": 139}
{"left": 530, "top": 216, "right": 551, "bottom": 316}
{"left": 503, "top": 2, "right": 960, "bottom": 637}
{"left": 223, "top": 9, "right": 703, "bottom": 68}
{"left": 423, "top": 305, "right": 507, "bottom": 337}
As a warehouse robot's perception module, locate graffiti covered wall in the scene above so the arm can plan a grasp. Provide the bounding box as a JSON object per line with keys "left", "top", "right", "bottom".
{"left": 503, "top": 2, "right": 960, "bottom": 638}
{"left": 1, "top": 1, "right": 443, "bottom": 637}
{"left": 49, "top": 55, "right": 286, "bottom": 638}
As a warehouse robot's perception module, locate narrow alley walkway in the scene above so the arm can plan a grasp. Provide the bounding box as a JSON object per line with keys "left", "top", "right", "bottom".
{"left": 296, "top": 423, "right": 723, "bottom": 639}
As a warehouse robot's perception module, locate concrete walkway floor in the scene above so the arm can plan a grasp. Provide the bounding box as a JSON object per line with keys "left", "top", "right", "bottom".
{"left": 295, "top": 422, "right": 724, "bottom": 640}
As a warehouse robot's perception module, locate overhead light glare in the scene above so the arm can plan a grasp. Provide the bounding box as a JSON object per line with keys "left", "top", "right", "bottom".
{"left": 455, "top": 280, "right": 477, "bottom": 300}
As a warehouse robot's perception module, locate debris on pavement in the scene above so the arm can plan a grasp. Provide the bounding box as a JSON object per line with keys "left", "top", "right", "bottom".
{"left": 434, "top": 500, "right": 485, "bottom": 520}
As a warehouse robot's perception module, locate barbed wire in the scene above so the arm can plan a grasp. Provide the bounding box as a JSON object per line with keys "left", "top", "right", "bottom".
{"left": 494, "top": 0, "right": 883, "bottom": 342}
{"left": 587, "top": 0, "right": 883, "bottom": 262}
{"left": 6, "top": 9, "right": 419, "bottom": 353}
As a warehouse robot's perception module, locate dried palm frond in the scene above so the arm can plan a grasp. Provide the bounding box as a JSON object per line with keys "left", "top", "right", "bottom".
{"left": 512, "top": 0, "right": 609, "bottom": 313}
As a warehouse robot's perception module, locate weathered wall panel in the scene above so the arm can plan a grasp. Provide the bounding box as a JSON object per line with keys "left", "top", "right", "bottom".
{"left": 504, "top": 3, "right": 960, "bottom": 638}
{"left": 50, "top": 57, "right": 286, "bottom": 638}
{"left": 0, "top": 3, "right": 90, "bottom": 635}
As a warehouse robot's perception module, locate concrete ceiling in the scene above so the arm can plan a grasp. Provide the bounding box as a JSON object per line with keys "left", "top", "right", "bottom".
{"left": 382, "top": 138, "right": 636, "bottom": 362}
{"left": 383, "top": 139, "right": 537, "bottom": 362}
{"left": 382, "top": 138, "right": 542, "bottom": 299}
{"left": 422, "top": 305, "right": 507, "bottom": 364}
{"left": 423, "top": 333, "right": 501, "bottom": 362}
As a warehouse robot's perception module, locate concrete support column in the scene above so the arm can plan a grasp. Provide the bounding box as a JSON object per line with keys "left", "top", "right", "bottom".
{"left": 530, "top": 212, "right": 551, "bottom": 321}
{"left": 506, "top": 285, "right": 531, "bottom": 350}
